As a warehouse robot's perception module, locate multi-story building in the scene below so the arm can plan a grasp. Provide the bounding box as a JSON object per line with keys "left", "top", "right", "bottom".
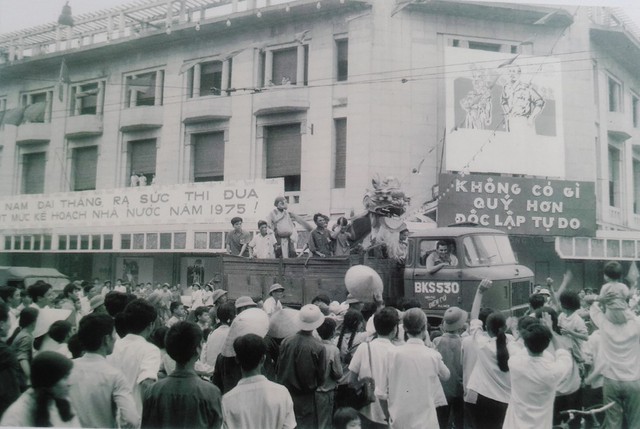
{"left": 0, "top": 0, "right": 639, "bottom": 288}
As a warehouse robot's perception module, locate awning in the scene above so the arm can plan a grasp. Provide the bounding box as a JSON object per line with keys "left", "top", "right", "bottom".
{"left": 555, "top": 230, "right": 640, "bottom": 261}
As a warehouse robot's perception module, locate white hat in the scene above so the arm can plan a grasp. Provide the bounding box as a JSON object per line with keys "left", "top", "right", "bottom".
{"left": 235, "top": 296, "right": 257, "bottom": 309}
{"left": 33, "top": 308, "right": 72, "bottom": 338}
{"left": 269, "top": 283, "right": 285, "bottom": 294}
{"left": 298, "top": 304, "right": 325, "bottom": 331}
{"left": 268, "top": 308, "right": 300, "bottom": 339}
{"left": 221, "top": 308, "right": 269, "bottom": 357}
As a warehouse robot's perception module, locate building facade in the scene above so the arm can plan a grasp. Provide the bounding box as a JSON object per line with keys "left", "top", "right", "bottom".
{"left": 0, "top": 0, "right": 639, "bottom": 288}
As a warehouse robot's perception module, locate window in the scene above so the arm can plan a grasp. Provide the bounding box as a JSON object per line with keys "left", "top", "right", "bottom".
{"left": 608, "top": 76, "right": 622, "bottom": 112}
{"left": 187, "top": 59, "right": 232, "bottom": 97}
{"left": 633, "top": 95, "right": 640, "bottom": 128}
{"left": 22, "top": 152, "right": 46, "bottom": 194}
{"left": 72, "top": 146, "right": 98, "bottom": 191}
{"left": 21, "top": 90, "right": 52, "bottom": 123}
{"left": 192, "top": 132, "right": 225, "bottom": 182}
{"left": 125, "top": 70, "right": 164, "bottom": 107}
{"left": 129, "top": 139, "right": 156, "bottom": 184}
{"left": 264, "top": 46, "right": 308, "bottom": 86}
{"left": 336, "top": 39, "right": 348, "bottom": 82}
{"left": 633, "top": 154, "right": 640, "bottom": 214}
{"left": 333, "top": 118, "right": 347, "bottom": 188}
{"left": 450, "top": 38, "right": 519, "bottom": 53}
{"left": 462, "top": 235, "right": 516, "bottom": 266}
{"left": 468, "top": 41, "right": 502, "bottom": 52}
{"left": 609, "top": 144, "right": 622, "bottom": 207}
{"left": 265, "top": 124, "right": 301, "bottom": 192}
{"left": 71, "top": 81, "right": 103, "bottom": 115}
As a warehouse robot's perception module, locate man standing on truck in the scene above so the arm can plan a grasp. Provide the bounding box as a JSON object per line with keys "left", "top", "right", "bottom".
{"left": 426, "top": 240, "right": 459, "bottom": 274}
{"left": 226, "top": 217, "right": 251, "bottom": 257}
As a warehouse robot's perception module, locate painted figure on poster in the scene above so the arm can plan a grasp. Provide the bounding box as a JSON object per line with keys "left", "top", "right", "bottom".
{"left": 460, "top": 65, "right": 493, "bottom": 130}
{"left": 500, "top": 65, "right": 545, "bottom": 133}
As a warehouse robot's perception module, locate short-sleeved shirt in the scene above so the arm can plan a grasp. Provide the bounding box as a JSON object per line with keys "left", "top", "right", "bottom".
{"left": 107, "top": 333, "right": 161, "bottom": 415}
{"left": 426, "top": 252, "right": 458, "bottom": 269}
{"left": 68, "top": 353, "right": 140, "bottom": 428}
{"left": 222, "top": 375, "right": 296, "bottom": 429}
{"left": 248, "top": 233, "right": 277, "bottom": 259}
{"left": 225, "top": 230, "right": 251, "bottom": 256}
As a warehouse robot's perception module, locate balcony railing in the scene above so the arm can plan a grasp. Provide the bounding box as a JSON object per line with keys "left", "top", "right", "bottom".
{"left": 0, "top": 0, "right": 312, "bottom": 63}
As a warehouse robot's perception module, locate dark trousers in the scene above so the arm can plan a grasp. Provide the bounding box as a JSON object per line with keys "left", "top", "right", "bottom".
{"left": 554, "top": 388, "right": 582, "bottom": 429}
{"left": 474, "top": 394, "right": 508, "bottom": 429}
{"left": 464, "top": 401, "right": 478, "bottom": 429}
{"left": 291, "top": 392, "right": 318, "bottom": 429}
{"left": 438, "top": 397, "right": 464, "bottom": 429}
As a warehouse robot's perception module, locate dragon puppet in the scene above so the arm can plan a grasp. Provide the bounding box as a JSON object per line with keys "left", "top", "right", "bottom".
{"left": 349, "top": 175, "right": 411, "bottom": 260}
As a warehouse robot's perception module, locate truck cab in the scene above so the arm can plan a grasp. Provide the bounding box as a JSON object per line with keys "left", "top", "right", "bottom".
{"left": 403, "top": 227, "right": 533, "bottom": 320}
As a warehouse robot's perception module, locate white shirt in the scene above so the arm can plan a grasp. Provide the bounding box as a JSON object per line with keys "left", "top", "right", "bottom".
{"left": 107, "top": 333, "right": 161, "bottom": 415}
{"left": 204, "top": 325, "right": 231, "bottom": 366}
{"left": 589, "top": 302, "right": 640, "bottom": 381}
{"left": 349, "top": 338, "right": 396, "bottom": 424}
{"left": 502, "top": 348, "right": 572, "bottom": 429}
{"left": 222, "top": 375, "right": 296, "bottom": 429}
{"left": 263, "top": 297, "right": 283, "bottom": 316}
{"left": 461, "top": 324, "right": 489, "bottom": 403}
{"left": 377, "top": 337, "right": 450, "bottom": 429}
{"left": 467, "top": 319, "right": 512, "bottom": 403}
{"left": 248, "top": 232, "right": 277, "bottom": 259}
{"left": 68, "top": 352, "right": 140, "bottom": 428}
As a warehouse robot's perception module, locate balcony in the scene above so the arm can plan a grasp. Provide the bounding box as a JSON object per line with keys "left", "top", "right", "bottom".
{"left": 119, "top": 106, "right": 163, "bottom": 132}
{"left": 65, "top": 115, "right": 103, "bottom": 138}
{"left": 253, "top": 86, "right": 309, "bottom": 116}
{"left": 182, "top": 96, "right": 232, "bottom": 124}
{"left": 607, "top": 111, "right": 632, "bottom": 136}
{"left": 15, "top": 122, "right": 51, "bottom": 144}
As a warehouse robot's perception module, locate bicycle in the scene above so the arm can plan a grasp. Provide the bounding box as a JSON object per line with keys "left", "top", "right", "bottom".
{"left": 553, "top": 402, "right": 615, "bottom": 429}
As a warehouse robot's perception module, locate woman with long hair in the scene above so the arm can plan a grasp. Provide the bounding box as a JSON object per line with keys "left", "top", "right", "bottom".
{"left": 1, "top": 351, "right": 79, "bottom": 427}
{"left": 467, "top": 280, "right": 512, "bottom": 429}
{"left": 334, "top": 310, "right": 367, "bottom": 371}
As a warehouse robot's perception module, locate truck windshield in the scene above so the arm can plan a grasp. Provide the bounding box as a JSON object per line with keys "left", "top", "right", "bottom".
{"left": 462, "top": 234, "right": 516, "bottom": 266}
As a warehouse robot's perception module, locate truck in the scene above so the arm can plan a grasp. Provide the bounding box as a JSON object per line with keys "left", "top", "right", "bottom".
{"left": 212, "top": 226, "right": 533, "bottom": 323}
{"left": 0, "top": 266, "right": 70, "bottom": 291}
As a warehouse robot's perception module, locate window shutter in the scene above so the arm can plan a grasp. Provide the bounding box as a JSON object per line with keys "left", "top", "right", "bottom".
{"left": 334, "top": 118, "right": 347, "bottom": 188}
{"left": 193, "top": 132, "right": 225, "bottom": 181}
{"left": 73, "top": 146, "right": 98, "bottom": 191}
{"left": 272, "top": 48, "right": 298, "bottom": 85}
{"left": 130, "top": 139, "right": 157, "bottom": 175}
{"left": 266, "top": 124, "right": 301, "bottom": 178}
{"left": 23, "top": 152, "right": 46, "bottom": 194}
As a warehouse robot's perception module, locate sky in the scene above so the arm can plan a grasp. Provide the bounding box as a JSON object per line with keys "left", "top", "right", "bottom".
{"left": 1, "top": 0, "right": 640, "bottom": 35}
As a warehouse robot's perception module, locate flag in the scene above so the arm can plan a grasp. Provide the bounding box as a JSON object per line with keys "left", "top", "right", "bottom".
{"left": 57, "top": 58, "right": 70, "bottom": 101}
{"left": 497, "top": 54, "right": 519, "bottom": 69}
{"left": 627, "top": 261, "right": 639, "bottom": 288}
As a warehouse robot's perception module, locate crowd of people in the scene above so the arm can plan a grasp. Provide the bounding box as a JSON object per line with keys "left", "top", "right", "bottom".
{"left": 0, "top": 259, "right": 639, "bottom": 428}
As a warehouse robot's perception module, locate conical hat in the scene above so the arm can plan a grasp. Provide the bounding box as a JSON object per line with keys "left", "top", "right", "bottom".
{"left": 344, "top": 265, "right": 383, "bottom": 303}
{"left": 268, "top": 308, "right": 300, "bottom": 339}
{"left": 221, "top": 308, "right": 269, "bottom": 357}
{"left": 33, "top": 308, "right": 72, "bottom": 338}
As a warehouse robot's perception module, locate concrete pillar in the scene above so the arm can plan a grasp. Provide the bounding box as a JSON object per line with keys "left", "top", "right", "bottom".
{"left": 221, "top": 60, "right": 230, "bottom": 94}
{"left": 45, "top": 91, "right": 52, "bottom": 123}
{"left": 265, "top": 50, "right": 273, "bottom": 85}
{"left": 97, "top": 81, "right": 106, "bottom": 115}
{"left": 296, "top": 44, "right": 305, "bottom": 86}
{"left": 155, "top": 70, "right": 164, "bottom": 106}
{"left": 193, "top": 63, "right": 201, "bottom": 97}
